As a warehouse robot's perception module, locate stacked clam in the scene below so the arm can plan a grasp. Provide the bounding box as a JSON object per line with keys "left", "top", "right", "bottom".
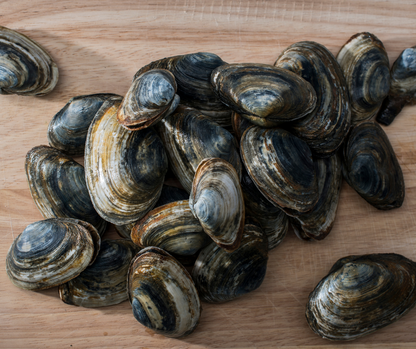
{"left": 4, "top": 24, "right": 416, "bottom": 340}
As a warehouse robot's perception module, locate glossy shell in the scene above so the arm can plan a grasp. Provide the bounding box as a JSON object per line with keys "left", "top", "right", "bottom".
{"left": 47, "top": 93, "right": 119, "bottom": 156}
{"left": 131, "top": 200, "right": 211, "bottom": 256}
{"left": 192, "top": 222, "right": 268, "bottom": 303}
{"left": 128, "top": 247, "right": 201, "bottom": 338}
{"left": 241, "top": 126, "right": 318, "bottom": 213}
{"left": 25, "top": 145, "right": 107, "bottom": 236}
{"left": 377, "top": 46, "right": 416, "bottom": 125}
{"left": 211, "top": 63, "right": 316, "bottom": 127}
{"left": 306, "top": 253, "right": 416, "bottom": 341}
{"left": 6, "top": 218, "right": 95, "bottom": 291}
{"left": 275, "top": 41, "right": 351, "bottom": 157}
{"left": 189, "top": 158, "right": 244, "bottom": 252}
{"left": 156, "top": 106, "right": 242, "bottom": 193}
{"left": 59, "top": 239, "right": 139, "bottom": 308}
{"left": 231, "top": 112, "right": 254, "bottom": 145}
{"left": 0, "top": 26, "right": 58, "bottom": 95}
{"left": 85, "top": 97, "right": 168, "bottom": 225}
{"left": 337, "top": 32, "right": 390, "bottom": 124}
{"left": 117, "top": 69, "right": 180, "bottom": 131}
{"left": 342, "top": 121, "right": 404, "bottom": 210}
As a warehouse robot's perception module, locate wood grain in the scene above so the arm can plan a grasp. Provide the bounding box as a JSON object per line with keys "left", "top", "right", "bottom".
{"left": 1, "top": 0, "right": 416, "bottom": 348}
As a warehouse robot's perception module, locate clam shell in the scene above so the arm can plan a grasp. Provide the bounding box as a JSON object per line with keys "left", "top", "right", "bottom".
{"left": 275, "top": 41, "right": 351, "bottom": 157}
{"left": 0, "top": 26, "right": 58, "bottom": 96}
{"left": 337, "top": 32, "right": 390, "bottom": 124}
{"left": 25, "top": 145, "right": 107, "bottom": 236}
{"left": 128, "top": 246, "right": 201, "bottom": 338}
{"left": 47, "top": 93, "right": 119, "bottom": 156}
{"left": 192, "top": 222, "right": 268, "bottom": 303}
{"left": 189, "top": 158, "right": 244, "bottom": 252}
{"left": 306, "top": 253, "right": 416, "bottom": 341}
{"left": 211, "top": 63, "right": 316, "bottom": 127}
{"left": 342, "top": 121, "right": 404, "bottom": 210}
{"left": 85, "top": 96, "right": 168, "bottom": 225}
{"left": 59, "top": 239, "right": 139, "bottom": 308}
{"left": 231, "top": 111, "right": 254, "bottom": 145}
{"left": 6, "top": 218, "right": 95, "bottom": 291}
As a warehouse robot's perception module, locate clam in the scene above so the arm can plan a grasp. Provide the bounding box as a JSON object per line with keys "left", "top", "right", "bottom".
{"left": 306, "top": 253, "right": 416, "bottom": 341}
{"left": 211, "top": 63, "right": 316, "bottom": 127}
{"left": 337, "top": 32, "right": 390, "bottom": 124}
{"left": 377, "top": 46, "right": 416, "bottom": 126}
{"left": 47, "top": 93, "right": 119, "bottom": 156}
{"left": 275, "top": 41, "right": 351, "bottom": 157}
{"left": 114, "top": 222, "right": 135, "bottom": 240}
{"left": 131, "top": 200, "right": 211, "bottom": 256}
{"left": 342, "top": 121, "right": 404, "bottom": 210}
{"left": 6, "top": 218, "right": 96, "bottom": 291}
{"left": 192, "top": 221, "right": 268, "bottom": 303}
{"left": 156, "top": 106, "right": 242, "bottom": 193}
{"left": 241, "top": 126, "right": 318, "bottom": 213}
{"left": 25, "top": 145, "right": 107, "bottom": 236}
{"left": 0, "top": 26, "right": 59, "bottom": 95}
{"left": 231, "top": 111, "right": 254, "bottom": 145}
{"left": 189, "top": 158, "right": 244, "bottom": 252}
{"left": 59, "top": 239, "right": 139, "bottom": 308}
{"left": 134, "top": 52, "right": 231, "bottom": 127}
{"left": 85, "top": 96, "right": 168, "bottom": 225}
{"left": 128, "top": 246, "right": 201, "bottom": 338}
{"left": 117, "top": 69, "right": 180, "bottom": 131}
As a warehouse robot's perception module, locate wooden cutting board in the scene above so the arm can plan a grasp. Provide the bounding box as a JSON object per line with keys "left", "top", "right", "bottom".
{"left": 1, "top": 1, "right": 416, "bottom": 348}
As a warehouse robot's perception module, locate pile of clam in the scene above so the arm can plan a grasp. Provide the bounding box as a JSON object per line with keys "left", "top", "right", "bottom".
{"left": 4, "top": 24, "right": 416, "bottom": 340}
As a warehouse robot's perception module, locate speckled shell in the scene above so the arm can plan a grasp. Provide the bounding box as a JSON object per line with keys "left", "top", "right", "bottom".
{"left": 241, "top": 126, "right": 318, "bottom": 213}
{"left": 85, "top": 96, "right": 168, "bottom": 225}
{"left": 59, "top": 239, "right": 139, "bottom": 308}
{"left": 192, "top": 222, "right": 268, "bottom": 303}
{"left": 117, "top": 69, "right": 180, "bottom": 131}
{"left": 211, "top": 63, "right": 316, "bottom": 127}
{"left": 0, "top": 26, "right": 58, "bottom": 95}
{"left": 6, "top": 218, "right": 95, "bottom": 291}
{"left": 377, "top": 46, "right": 416, "bottom": 126}
{"left": 241, "top": 168, "right": 288, "bottom": 250}
{"left": 306, "top": 253, "right": 416, "bottom": 341}
{"left": 189, "top": 158, "right": 244, "bottom": 252}
{"left": 342, "top": 121, "right": 404, "bottom": 210}
{"left": 289, "top": 154, "right": 342, "bottom": 241}
{"left": 275, "top": 41, "right": 351, "bottom": 157}
{"left": 128, "top": 247, "right": 201, "bottom": 338}
{"left": 337, "top": 32, "right": 390, "bottom": 124}
{"left": 134, "top": 52, "right": 231, "bottom": 127}
{"left": 131, "top": 200, "right": 211, "bottom": 256}
{"left": 25, "top": 145, "right": 107, "bottom": 236}
{"left": 156, "top": 106, "right": 242, "bottom": 193}
{"left": 47, "top": 94, "right": 119, "bottom": 156}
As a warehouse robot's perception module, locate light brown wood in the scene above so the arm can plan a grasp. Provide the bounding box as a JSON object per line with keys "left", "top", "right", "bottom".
{"left": 1, "top": 0, "right": 416, "bottom": 348}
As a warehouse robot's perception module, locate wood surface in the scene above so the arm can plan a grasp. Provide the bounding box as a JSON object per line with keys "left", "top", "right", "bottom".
{"left": 1, "top": 0, "right": 416, "bottom": 348}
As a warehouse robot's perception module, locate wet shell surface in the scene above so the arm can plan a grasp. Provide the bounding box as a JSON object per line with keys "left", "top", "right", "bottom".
{"left": 85, "top": 97, "right": 168, "bottom": 225}
{"left": 306, "top": 253, "right": 416, "bottom": 341}
{"left": 59, "top": 239, "right": 139, "bottom": 308}
{"left": 128, "top": 246, "right": 201, "bottom": 338}
{"left": 117, "top": 69, "right": 180, "bottom": 131}
{"left": 211, "top": 63, "right": 316, "bottom": 127}
{"left": 131, "top": 200, "right": 211, "bottom": 256}
{"left": 192, "top": 222, "right": 268, "bottom": 303}
{"left": 0, "top": 25, "right": 58, "bottom": 95}
{"left": 241, "top": 126, "right": 318, "bottom": 213}
{"left": 156, "top": 106, "right": 242, "bottom": 193}
{"left": 6, "top": 218, "right": 95, "bottom": 291}
{"left": 275, "top": 41, "right": 351, "bottom": 157}
{"left": 25, "top": 145, "right": 107, "bottom": 236}
{"left": 189, "top": 158, "right": 244, "bottom": 252}
{"left": 47, "top": 93, "right": 119, "bottom": 156}
{"left": 342, "top": 121, "right": 404, "bottom": 210}
{"left": 377, "top": 46, "right": 416, "bottom": 126}
{"left": 337, "top": 32, "right": 390, "bottom": 124}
